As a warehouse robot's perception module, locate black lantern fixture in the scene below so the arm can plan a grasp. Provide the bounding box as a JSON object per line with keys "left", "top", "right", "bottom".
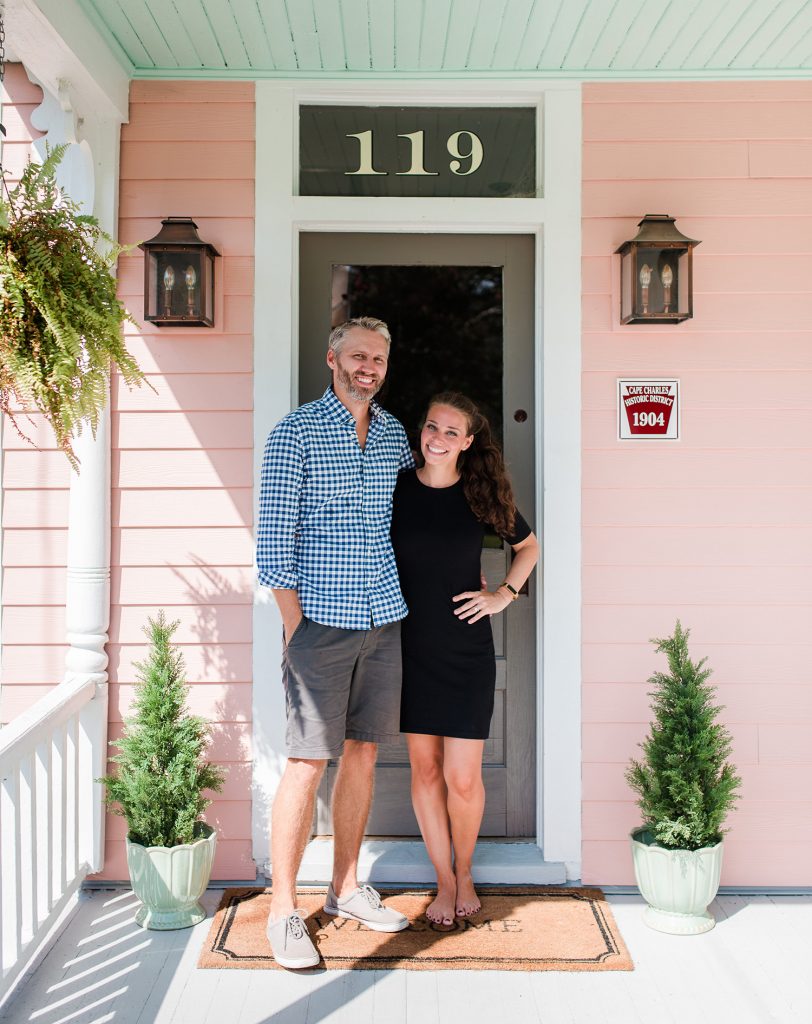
{"left": 615, "top": 214, "right": 700, "bottom": 325}
{"left": 139, "top": 218, "right": 220, "bottom": 327}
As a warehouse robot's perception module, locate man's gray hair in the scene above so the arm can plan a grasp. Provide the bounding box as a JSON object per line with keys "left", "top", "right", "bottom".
{"left": 328, "top": 316, "right": 392, "bottom": 356}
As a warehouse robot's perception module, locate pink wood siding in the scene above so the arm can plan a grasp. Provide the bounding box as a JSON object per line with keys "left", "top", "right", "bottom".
{"left": 100, "top": 80, "right": 256, "bottom": 880}
{"left": 582, "top": 80, "right": 812, "bottom": 886}
{"left": 0, "top": 65, "right": 71, "bottom": 721}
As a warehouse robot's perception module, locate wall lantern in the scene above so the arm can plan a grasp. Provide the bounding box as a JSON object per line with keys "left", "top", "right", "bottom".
{"left": 139, "top": 218, "right": 220, "bottom": 327}
{"left": 615, "top": 214, "right": 700, "bottom": 325}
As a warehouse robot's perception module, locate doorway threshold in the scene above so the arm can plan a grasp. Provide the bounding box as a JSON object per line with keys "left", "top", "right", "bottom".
{"left": 293, "top": 839, "right": 567, "bottom": 886}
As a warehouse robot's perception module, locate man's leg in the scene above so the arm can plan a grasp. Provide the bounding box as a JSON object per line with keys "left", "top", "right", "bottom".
{"left": 270, "top": 756, "right": 327, "bottom": 919}
{"left": 323, "top": 623, "right": 407, "bottom": 933}
{"left": 330, "top": 738, "right": 377, "bottom": 897}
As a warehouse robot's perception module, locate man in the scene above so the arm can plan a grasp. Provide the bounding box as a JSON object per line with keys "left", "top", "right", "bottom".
{"left": 257, "top": 316, "right": 414, "bottom": 969}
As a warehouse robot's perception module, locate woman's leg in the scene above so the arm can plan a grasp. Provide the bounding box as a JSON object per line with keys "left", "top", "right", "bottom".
{"left": 406, "top": 732, "right": 456, "bottom": 925}
{"left": 443, "top": 737, "right": 486, "bottom": 917}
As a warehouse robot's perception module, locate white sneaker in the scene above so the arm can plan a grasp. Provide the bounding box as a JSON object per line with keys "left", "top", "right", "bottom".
{"left": 324, "top": 884, "right": 409, "bottom": 933}
{"left": 266, "top": 910, "right": 320, "bottom": 969}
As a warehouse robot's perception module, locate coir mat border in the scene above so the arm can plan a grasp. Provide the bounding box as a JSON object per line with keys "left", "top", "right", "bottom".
{"left": 198, "top": 886, "right": 634, "bottom": 972}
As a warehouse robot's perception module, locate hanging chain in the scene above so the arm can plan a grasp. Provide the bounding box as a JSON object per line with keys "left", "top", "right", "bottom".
{"left": 0, "top": 3, "right": 7, "bottom": 143}
{"left": 0, "top": 3, "right": 5, "bottom": 87}
{"left": 0, "top": 3, "right": 10, "bottom": 204}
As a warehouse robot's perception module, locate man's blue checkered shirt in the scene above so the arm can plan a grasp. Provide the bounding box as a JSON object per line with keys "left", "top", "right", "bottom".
{"left": 257, "top": 387, "right": 415, "bottom": 630}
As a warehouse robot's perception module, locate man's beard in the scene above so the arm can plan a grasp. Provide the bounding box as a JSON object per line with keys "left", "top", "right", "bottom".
{"left": 336, "top": 363, "right": 383, "bottom": 402}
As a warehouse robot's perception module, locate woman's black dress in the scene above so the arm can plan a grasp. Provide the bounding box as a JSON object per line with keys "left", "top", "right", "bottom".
{"left": 391, "top": 469, "right": 531, "bottom": 739}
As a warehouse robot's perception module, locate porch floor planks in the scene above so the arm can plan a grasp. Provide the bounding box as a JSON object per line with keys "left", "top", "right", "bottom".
{"left": 716, "top": 895, "right": 812, "bottom": 1022}
{"left": 433, "top": 969, "right": 505, "bottom": 1024}
{"left": 2, "top": 890, "right": 812, "bottom": 1024}
{"left": 369, "top": 969, "right": 407, "bottom": 1024}
{"left": 238, "top": 968, "right": 322, "bottom": 1024}
{"left": 404, "top": 970, "right": 440, "bottom": 1024}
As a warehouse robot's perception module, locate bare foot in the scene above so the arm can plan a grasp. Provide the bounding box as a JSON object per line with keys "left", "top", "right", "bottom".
{"left": 426, "top": 882, "right": 456, "bottom": 926}
{"left": 455, "top": 871, "right": 481, "bottom": 917}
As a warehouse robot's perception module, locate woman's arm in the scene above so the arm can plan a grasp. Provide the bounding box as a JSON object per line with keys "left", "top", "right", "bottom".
{"left": 454, "top": 530, "right": 540, "bottom": 624}
{"left": 501, "top": 531, "right": 539, "bottom": 596}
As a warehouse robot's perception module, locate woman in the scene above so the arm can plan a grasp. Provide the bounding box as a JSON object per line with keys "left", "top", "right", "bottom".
{"left": 390, "top": 392, "right": 539, "bottom": 926}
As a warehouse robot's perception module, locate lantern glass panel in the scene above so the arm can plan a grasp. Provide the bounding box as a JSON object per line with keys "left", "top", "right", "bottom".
{"left": 155, "top": 251, "right": 203, "bottom": 320}
{"left": 675, "top": 248, "right": 691, "bottom": 318}
{"left": 620, "top": 249, "right": 632, "bottom": 322}
{"left": 634, "top": 246, "right": 670, "bottom": 317}
{"left": 202, "top": 251, "right": 214, "bottom": 324}
{"left": 146, "top": 250, "right": 159, "bottom": 322}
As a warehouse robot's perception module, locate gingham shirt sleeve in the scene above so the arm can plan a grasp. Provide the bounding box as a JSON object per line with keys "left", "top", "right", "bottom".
{"left": 257, "top": 418, "right": 304, "bottom": 590}
{"left": 397, "top": 426, "right": 416, "bottom": 471}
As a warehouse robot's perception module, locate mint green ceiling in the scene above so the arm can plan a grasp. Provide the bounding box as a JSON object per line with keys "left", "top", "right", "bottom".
{"left": 79, "top": 0, "right": 812, "bottom": 78}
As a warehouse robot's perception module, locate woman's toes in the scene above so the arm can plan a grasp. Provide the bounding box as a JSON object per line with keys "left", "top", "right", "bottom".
{"left": 426, "top": 892, "right": 456, "bottom": 926}
{"left": 454, "top": 876, "right": 481, "bottom": 917}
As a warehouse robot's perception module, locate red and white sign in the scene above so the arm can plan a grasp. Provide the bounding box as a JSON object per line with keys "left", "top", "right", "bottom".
{"left": 618, "top": 379, "right": 680, "bottom": 440}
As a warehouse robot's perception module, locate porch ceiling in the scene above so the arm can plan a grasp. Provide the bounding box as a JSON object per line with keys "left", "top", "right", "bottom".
{"left": 77, "top": 0, "right": 812, "bottom": 79}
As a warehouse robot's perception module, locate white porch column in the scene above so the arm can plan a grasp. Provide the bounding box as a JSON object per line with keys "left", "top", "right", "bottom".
{"left": 25, "top": 69, "right": 125, "bottom": 873}
{"left": 64, "top": 114, "right": 122, "bottom": 874}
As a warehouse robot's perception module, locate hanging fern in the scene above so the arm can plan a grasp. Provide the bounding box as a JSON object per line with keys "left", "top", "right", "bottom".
{"left": 0, "top": 144, "right": 145, "bottom": 467}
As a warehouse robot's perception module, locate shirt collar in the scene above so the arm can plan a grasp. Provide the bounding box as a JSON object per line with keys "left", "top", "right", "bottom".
{"left": 318, "top": 386, "right": 382, "bottom": 425}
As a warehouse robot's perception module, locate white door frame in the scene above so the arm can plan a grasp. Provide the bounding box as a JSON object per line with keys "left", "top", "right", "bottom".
{"left": 252, "top": 80, "right": 582, "bottom": 879}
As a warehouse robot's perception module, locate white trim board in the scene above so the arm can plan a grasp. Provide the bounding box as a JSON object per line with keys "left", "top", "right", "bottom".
{"left": 133, "top": 68, "right": 812, "bottom": 81}
{"left": 252, "top": 80, "right": 582, "bottom": 880}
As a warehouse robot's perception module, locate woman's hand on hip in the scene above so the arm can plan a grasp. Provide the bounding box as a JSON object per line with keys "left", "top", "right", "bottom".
{"left": 453, "top": 589, "right": 511, "bottom": 623}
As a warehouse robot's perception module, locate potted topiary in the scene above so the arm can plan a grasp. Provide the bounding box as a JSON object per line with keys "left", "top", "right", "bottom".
{"left": 100, "top": 611, "right": 226, "bottom": 929}
{"left": 626, "top": 621, "right": 741, "bottom": 935}
{"left": 0, "top": 144, "right": 145, "bottom": 467}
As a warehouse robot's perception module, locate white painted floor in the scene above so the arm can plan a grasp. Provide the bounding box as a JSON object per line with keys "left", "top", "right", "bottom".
{"left": 2, "top": 888, "right": 811, "bottom": 1024}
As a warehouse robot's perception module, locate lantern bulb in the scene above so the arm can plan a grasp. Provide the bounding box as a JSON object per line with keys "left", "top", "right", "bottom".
{"left": 639, "top": 264, "right": 652, "bottom": 287}
{"left": 661, "top": 264, "right": 673, "bottom": 287}
{"left": 185, "top": 265, "right": 197, "bottom": 289}
{"left": 163, "top": 266, "right": 175, "bottom": 289}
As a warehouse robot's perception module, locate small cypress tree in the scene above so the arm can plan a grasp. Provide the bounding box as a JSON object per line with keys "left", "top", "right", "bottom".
{"left": 626, "top": 621, "right": 741, "bottom": 851}
{"left": 100, "top": 611, "right": 226, "bottom": 847}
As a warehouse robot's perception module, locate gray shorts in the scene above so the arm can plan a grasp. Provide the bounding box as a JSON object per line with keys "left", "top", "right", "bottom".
{"left": 282, "top": 617, "right": 402, "bottom": 759}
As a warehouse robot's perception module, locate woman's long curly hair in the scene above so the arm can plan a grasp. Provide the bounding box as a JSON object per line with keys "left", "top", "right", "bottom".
{"left": 421, "top": 392, "right": 516, "bottom": 537}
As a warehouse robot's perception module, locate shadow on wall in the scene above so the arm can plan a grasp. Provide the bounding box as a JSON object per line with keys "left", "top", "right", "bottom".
{"left": 172, "top": 555, "right": 252, "bottom": 683}
{"left": 170, "top": 558, "right": 280, "bottom": 875}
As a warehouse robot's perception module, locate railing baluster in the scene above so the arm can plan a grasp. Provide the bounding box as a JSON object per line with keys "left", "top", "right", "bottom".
{"left": 65, "top": 718, "right": 78, "bottom": 883}
{"left": 35, "top": 738, "right": 51, "bottom": 925}
{"left": 51, "top": 726, "right": 66, "bottom": 903}
{"left": 78, "top": 693, "right": 105, "bottom": 872}
{"left": 0, "top": 768, "right": 20, "bottom": 972}
{"left": 0, "top": 779, "right": 3, "bottom": 971}
{"left": 18, "top": 756, "right": 35, "bottom": 946}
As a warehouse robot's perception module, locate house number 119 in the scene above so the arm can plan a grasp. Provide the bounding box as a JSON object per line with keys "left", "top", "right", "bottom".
{"left": 345, "top": 129, "right": 484, "bottom": 177}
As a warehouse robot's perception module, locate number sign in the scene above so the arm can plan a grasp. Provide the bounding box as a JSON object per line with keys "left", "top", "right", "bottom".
{"left": 618, "top": 379, "right": 680, "bottom": 441}
{"left": 299, "top": 106, "right": 536, "bottom": 198}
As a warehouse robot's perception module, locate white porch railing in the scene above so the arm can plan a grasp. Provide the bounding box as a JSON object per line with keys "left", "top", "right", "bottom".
{"left": 0, "top": 673, "right": 107, "bottom": 1006}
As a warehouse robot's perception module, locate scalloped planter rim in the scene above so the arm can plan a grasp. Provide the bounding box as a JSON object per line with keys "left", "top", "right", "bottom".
{"left": 126, "top": 824, "right": 217, "bottom": 930}
{"left": 630, "top": 827, "right": 724, "bottom": 935}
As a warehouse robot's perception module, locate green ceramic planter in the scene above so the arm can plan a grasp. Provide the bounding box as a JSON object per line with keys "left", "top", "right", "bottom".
{"left": 630, "top": 827, "right": 724, "bottom": 935}
{"left": 127, "top": 824, "right": 217, "bottom": 930}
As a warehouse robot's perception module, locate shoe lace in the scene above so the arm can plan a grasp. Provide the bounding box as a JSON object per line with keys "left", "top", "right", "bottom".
{"left": 358, "top": 884, "right": 383, "bottom": 910}
{"left": 288, "top": 912, "right": 306, "bottom": 940}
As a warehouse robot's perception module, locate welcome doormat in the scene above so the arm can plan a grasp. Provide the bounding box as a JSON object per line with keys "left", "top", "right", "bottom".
{"left": 198, "top": 887, "right": 633, "bottom": 972}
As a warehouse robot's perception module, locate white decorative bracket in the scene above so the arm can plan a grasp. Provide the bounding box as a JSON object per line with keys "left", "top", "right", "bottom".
{"left": 27, "top": 73, "right": 94, "bottom": 213}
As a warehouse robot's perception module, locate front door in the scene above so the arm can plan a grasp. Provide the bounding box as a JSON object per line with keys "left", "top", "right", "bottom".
{"left": 299, "top": 232, "right": 537, "bottom": 837}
